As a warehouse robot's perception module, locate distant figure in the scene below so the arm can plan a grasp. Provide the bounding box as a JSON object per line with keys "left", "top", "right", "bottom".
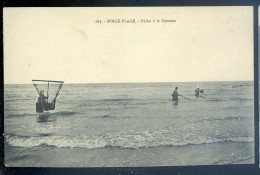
{"left": 195, "top": 87, "right": 200, "bottom": 97}
{"left": 172, "top": 87, "right": 179, "bottom": 103}
{"left": 36, "top": 89, "right": 56, "bottom": 112}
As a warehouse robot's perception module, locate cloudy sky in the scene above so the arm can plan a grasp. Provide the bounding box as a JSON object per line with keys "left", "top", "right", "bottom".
{"left": 4, "top": 7, "right": 253, "bottom": 84}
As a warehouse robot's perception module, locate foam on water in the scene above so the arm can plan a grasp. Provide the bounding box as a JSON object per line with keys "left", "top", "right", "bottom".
{"left": 6, "top": 129, "right": 253, "bottom": 149}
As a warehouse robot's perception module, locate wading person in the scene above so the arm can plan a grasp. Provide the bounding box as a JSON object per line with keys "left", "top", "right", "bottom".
{"left": 195, "top": 87, "right": 200, "bottom": 97}
{"left": 172, "top": 87, "right": 179, "bottom": 103}
{"left": 37, "top": 89, "right": 56, "bottom": 112}
{"left": 38, "top": 89, "right": 48, "bottom": 107}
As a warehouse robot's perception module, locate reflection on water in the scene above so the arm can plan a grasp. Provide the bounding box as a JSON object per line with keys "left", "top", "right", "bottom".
{"left": 37, "top": 112, "right": 57, "bottom": 123}
{"left": 173, "top": 101, "right": 178, "bottom": 105}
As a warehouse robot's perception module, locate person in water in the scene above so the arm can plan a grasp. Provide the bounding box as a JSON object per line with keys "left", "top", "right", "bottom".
{"left": 38, "top": 89, "right": 48, "bottom": 106}
{"left": 38, "top": 89, "right": 56, "bottom": 111}
{"left": 195, "top": 87, "right": 200, "bottom": 97}
{"left": 172, "top": 87, "right": 179, "bottom": 102}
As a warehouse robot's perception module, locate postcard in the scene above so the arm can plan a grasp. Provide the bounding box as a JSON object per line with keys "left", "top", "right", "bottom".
{"left": 3, "top": 7, "right": 254, "bottom": 167}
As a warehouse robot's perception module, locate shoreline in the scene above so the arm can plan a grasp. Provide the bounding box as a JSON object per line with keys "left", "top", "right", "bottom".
{"left": 5, "top": 141, "right": 254, "bottom": 167}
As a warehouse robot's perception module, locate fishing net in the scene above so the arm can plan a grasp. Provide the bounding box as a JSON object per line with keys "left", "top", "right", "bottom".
{"left": 32, "top": 80, "right": 64, "bottom": 103}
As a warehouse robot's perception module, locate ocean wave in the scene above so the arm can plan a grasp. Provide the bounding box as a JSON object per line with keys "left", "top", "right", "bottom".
{"left": 223, "top": 106, "right": 239, "bottom": 110}
{"left": 5, "top": 135, "right": 106, "bottom": 149}
{"left": 204, "top": 116, "right": 249, "bottom": 122}
{"left": 206, "top": 99, "right": 223, "bottom": 102}
{"left": 99, "top": 115, "right": 131, "bottom": 119}
{"left": 52, "top": 111, "right": 78, "bottom": 116}
{"left": 77, "top": 99, "right": 162, "bottom": 108}
{"left": 101, "top": 115, "right": 116, "bottom": 119}
{"left": 228, "top": 97, "right": 251, "bottom": 101}
{"left": 5, "top": 98, "right": 32, "bottom": 102}
{"left": 103, "top": 98, "right": 137, "bottom": 102}
{"left": 5, "top": 111, "right": 78, "bottom": 118}
{"left": 6, "top": 133, "right": 32, "bottom": 139}
{"left": 37, "top": 133, "right": 53, "bottom": 137}
{"left": 5, "top": 113, "right": 35, "bottom": 118}
{"left": 5, "top": 132, "right": 253, "bottom": 150}
{"left": 224, "top": 116, "right": 249, "bottom": 120}
{"left": 78, "top": 103, "right": 97, "bottom": 107}
{"left": 232, "top": 84, "right": 253, "bottom": 88}
{"left": 5, "top": 99, "right": 19, "bottom": 102}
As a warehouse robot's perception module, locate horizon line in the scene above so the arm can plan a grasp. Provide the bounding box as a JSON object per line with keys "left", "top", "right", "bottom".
{"left": 4, "top": 80, "right": 254, "bottom": 85}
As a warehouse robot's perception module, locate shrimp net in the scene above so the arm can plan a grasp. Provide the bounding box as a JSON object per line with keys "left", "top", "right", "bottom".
{"left": 32, "top": 80, "right": 64, "bottom": 103}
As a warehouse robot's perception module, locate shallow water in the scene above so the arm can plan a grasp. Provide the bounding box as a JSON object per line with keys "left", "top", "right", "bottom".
{"left": 4, "top": 81, "right": 254, "bottom": 167}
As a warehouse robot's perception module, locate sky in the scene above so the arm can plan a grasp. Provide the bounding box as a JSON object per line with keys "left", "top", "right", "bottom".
{"left": 4, "top": 7, "right": 253, "bottom": 84}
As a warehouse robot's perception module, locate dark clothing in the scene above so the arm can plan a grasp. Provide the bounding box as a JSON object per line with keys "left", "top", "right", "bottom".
{"left": 45, "top": 100, "right": 56, "bottom": 111}
{"left": 37, "top": 94, "right": 56, "bottom": 112}
{"left": 36, "top": 102, "right": 44, "bottom": 113}
{"left": 195, "top": 88, "right": 200, "bottom": 97}
{"left": 38, "top": 94, "right": 48, "bottom": 105}
{"left": 172, "top": 90, "right": 178, "bottom": 102}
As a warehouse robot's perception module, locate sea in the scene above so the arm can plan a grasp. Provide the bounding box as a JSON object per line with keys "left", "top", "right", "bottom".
{"left": 4, "top": 81, "right": 254, "bottom": 167}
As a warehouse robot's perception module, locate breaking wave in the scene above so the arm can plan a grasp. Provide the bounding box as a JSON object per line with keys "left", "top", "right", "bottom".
{"left": 5, "top": 131, "right": 253, "bottom": 150}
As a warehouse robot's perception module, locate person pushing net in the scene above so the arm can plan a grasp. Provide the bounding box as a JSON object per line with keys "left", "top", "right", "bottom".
{"left": 37, "top": 89, "right": 56, "bottom": 111}
{"left": 172, "top": 87, "right": 179, "bottom": 103}
{"left": 33, "top": 80, "right": 64, "bottom": 113}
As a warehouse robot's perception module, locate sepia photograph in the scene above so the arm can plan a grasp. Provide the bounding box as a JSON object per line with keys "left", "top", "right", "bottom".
{"left": 3, "top": 7, "right": 254, "bottom": 167}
